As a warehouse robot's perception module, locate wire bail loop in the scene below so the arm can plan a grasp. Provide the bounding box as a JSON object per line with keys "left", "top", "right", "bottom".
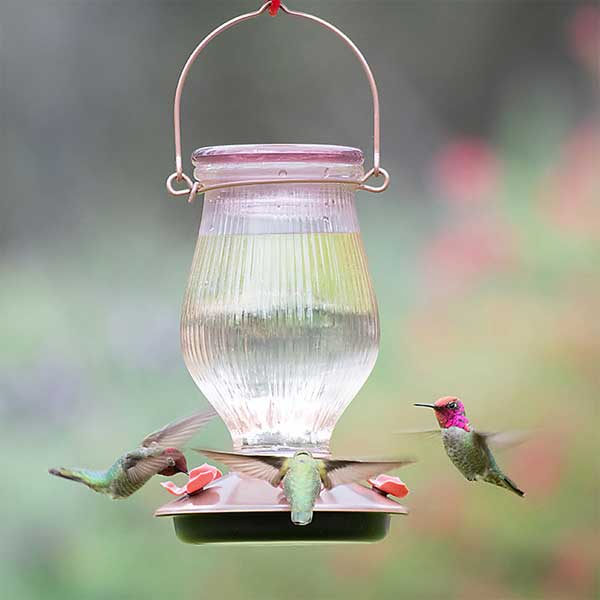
{"left": 166, "top": 172, "right": 194, "bottom": 197}
{"left": 360, "top": 168, "right": 390, "bottom": 193}
{"left": 166, "top": 1, "right": 389, "bottom": 200}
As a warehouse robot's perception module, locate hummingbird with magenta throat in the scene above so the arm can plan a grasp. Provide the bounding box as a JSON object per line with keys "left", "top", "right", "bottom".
{"left": 413, "top": 396, "right": 525, "bottom": 497}
{"left": 49, "top": 410, "right": 216, "bottom": 499}
{"left": 197, "top": 449, "right": 415, "bottom": 525}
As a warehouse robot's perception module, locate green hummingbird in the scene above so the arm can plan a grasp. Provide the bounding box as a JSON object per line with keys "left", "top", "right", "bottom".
{"left": 49, "top": 410, "right": 216, "bottom": 499}
{"left": 413, "top": 396, "right": 525, "bottom": 497}
{"left": 197, "top": 448, "right": 415, "bottom": 525}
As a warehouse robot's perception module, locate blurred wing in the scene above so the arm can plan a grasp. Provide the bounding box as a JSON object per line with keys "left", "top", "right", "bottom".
{"left": 473, "top": 430, "right": 531, "bottom": 451}
{"left": 141, "top": 409, "right": 217, "bottom": 450}
{"left": 126, "top": 456, "right": 171, "bottom": 485}
{"left": 195, "top": 449, "right": 287, "bottom": 486}
{"left": 394, "top": 429, "right": 441, "bottom": 440}
{"left": 322, "top": 458, "right": 415, "bottom": 490}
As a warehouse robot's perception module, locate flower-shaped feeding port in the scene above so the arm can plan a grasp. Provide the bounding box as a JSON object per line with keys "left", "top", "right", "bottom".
{"left": 368, "top": 475, "right": 410, "bottom": 499}
{"left": 161, "top": 464, "right": 222, "bottom": 496}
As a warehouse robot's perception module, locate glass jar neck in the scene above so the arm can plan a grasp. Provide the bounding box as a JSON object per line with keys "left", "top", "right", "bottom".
{"left": 192, "top": 145, "right": 365, "bottom": 236}
{"left": 199, "top": 185, "right": 359, "bottom": 236}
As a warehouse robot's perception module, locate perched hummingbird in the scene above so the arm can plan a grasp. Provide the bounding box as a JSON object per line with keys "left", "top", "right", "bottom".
{"left": 49, "top": 410, "right": 216, "bottom": 499}
{"left": 413, "top": 396, "right": 525, "bottom": 497}
{"left": 197, "top": 448, "right": 414, "bottom": 525}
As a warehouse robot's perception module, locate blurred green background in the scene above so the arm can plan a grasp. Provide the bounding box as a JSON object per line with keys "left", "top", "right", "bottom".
{"left": 1, "top": 1, "right": 599, "bottom": 598}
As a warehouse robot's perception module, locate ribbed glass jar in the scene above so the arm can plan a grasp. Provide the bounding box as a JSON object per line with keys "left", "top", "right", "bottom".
{"left": 181, "top": 144, "right": 379, "bottom": 454}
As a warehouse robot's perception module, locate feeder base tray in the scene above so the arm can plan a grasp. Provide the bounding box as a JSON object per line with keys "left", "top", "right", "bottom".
{"left": 173, "top": 511, "right": 390, "bottom": 545}
{"left": 155, "top": 473, "right": 407, "bottom": 545}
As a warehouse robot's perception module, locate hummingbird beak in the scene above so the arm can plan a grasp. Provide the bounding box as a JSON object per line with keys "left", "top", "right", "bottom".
{"left": 414, "top": 403, "right": 438, "bottom": 410}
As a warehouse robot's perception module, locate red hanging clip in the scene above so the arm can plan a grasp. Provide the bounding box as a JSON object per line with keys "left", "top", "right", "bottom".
{"left": 269, "top": 0, "right": 281, "bottom": 16}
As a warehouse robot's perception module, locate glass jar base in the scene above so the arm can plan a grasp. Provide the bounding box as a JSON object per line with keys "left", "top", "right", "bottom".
{"left": 234, "top": 434, "right": 330, "bottom": 456}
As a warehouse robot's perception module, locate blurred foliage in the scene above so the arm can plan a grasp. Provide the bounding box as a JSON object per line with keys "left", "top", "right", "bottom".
{"left": 1, "top": 1, "right": 599, "bottom": 599}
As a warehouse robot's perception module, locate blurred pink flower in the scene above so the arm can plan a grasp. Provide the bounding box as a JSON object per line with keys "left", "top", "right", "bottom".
{"left": 542, "top": 531, "right": 600, "bottom": 598}
{"left": 459, "top": 578, "right": 514, "bottom": 600}
{"left": 160, "top": 463, "right": 222, "bottom": 496}
{"left": 410, "top": 477, "right": 467, "bottom": 537}
{"left": 554, "top": 293, "right": 600, "bottom": 380}
{"left": 423, "top": 217, "right": 517, "bottom": 292}
{"left": 434, "top": 138, "right": 501, "bottom": 205}
{"left": 539, "top": 120, "right": 600, "bottom": 237}
{"left": 567, "top": 5, "right": 600, "bottom": 72}
{"left": 368, "top": 474, "right": 409, "bottom": 498}
{"left": 507, "top": 433, "right": 567, "bottom": 498}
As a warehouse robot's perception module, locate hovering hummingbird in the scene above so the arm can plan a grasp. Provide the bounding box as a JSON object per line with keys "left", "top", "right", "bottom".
{"left": 49, "top": 410, "right": 216, "bottom": 499}
{"left": 413, "top": 396, "right": 525, "bottom": 497}
{"left": 197, "top": 448, "right": 414, "bottom": 525}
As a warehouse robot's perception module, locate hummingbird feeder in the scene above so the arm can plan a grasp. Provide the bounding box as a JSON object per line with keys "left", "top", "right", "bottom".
{"left": 156, "top": 1, "right": 406, "bottom": 544}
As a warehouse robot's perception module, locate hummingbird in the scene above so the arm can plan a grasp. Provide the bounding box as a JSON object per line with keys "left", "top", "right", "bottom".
{"left": 49, "top": 410, "right": 216, "bottom": 499}
{"left": 413, "top": 396, "right": 525, "bottom": 497}
{"left": 197, "top": 448, "right": 414, "bottom": 525}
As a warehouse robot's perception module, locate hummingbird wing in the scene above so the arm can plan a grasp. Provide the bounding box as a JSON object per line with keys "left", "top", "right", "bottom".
{"left": 320, "top": 458, "right": 415, "bottom": 490}
{"left": 473, "top": 430, "right": 530, "bottom": 451}
{"left": 195, "top": 449, "right": 289, "bottom": 486}
{"left": 123, "top": 411, "right": 217, "bottom": 485}
{"left": 394, "top": 429, "right": 441, "bottom": 439}
{"left": 125, "top": 455, "right": 173, "bottom": 485}
{"left": 140, "top": 409, "right": 217, "bottom": 450}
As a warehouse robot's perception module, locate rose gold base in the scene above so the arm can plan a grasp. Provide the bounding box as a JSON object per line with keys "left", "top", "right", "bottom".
{"left": 155, "top": 474, "right": 408, "bottom": 544}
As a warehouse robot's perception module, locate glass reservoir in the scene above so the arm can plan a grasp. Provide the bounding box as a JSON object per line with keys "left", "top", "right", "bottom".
{"left": 181, "top": 144, "right": 379, "bottom": 454}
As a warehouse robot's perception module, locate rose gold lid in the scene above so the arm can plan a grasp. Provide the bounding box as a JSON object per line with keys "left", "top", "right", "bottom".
{"left": 155, "top": 473, "right": 408, "bottom": 517}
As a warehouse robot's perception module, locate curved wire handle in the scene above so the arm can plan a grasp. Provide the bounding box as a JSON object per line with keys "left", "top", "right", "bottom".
{"left": 167, "top": 1, "right": 390, "bottom": 202}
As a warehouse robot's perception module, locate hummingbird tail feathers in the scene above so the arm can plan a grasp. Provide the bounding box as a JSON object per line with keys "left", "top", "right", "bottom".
{"left": 502, "top": 475, "right": 525, "bottom": 497}
{"left": 48, "top": 467, "right": 106, "bottom": 493}
{"left": 291, "top": 510, "right": 314, "bottom": 526}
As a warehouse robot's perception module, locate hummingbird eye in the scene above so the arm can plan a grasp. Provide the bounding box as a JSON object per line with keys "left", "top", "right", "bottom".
{"left": 447, "top": 401, "right": 457, "bottom": 410}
